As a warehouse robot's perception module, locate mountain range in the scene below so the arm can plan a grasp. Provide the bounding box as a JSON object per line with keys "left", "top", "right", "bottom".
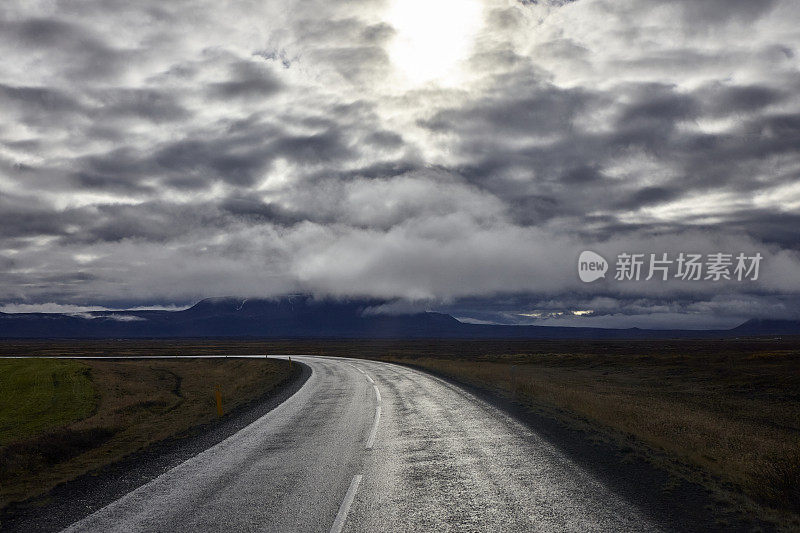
{"left": 0, "top": 296, "right": 797, "bottom": 339}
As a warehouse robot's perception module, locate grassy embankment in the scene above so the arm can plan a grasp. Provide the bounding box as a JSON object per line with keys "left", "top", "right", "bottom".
{"left": 0, "top": 357, "right": 293, "bottom": 509}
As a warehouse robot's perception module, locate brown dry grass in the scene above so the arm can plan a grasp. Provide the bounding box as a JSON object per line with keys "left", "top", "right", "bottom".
{"left": 0, "top": 358, "right": 292, "bottom": 509}
{"left": 371, "top": 348, "right": 800, "bottom": 529}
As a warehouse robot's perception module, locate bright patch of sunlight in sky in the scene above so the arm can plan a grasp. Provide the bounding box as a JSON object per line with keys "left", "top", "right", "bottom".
{"left": 386, "top": 0, "right": 483, "bottom": 86}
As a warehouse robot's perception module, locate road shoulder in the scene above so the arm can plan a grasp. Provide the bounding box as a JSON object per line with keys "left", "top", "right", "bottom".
{"left": 389, "top": 361, "right": 769, "bottom": 533}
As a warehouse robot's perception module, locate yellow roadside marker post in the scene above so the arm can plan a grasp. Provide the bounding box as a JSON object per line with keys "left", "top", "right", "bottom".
{"left": 289, "top": 356, "right": 292, "bottom": 368}
{"left": 214, "top": 385, "right": 223, "bottom": 417}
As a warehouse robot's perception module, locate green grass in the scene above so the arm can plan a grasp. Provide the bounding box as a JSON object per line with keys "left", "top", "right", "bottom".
{"left": 0, "top": 357, "right": 295, "bottom": 509}
{"left": 0, "top": 359, "right": 97, "bottom": 446}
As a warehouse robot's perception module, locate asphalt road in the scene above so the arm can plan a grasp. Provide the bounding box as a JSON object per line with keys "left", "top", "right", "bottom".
{"left": 63, "top": 356, "right": 662, "bottom": 532}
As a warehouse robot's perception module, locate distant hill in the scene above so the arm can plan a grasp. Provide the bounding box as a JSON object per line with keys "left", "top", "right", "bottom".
{"left": 0, "top": 296, "right": 797, "bottom": 339}
{"left": 730, "top": 318, "right": 800, "bottom": 336}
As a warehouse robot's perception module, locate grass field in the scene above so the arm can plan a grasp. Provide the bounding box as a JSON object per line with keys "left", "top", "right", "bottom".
{"left": 0, "top": 357, "right": 293, "bottom": 509}
{"left": 1, "top": 338, "right": 798, "bottom": 528}
{"left": 0, "top": 359, "right": 97, "bottom": 446}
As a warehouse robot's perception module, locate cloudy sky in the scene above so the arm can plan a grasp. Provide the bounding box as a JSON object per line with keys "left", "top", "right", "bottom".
{"left": 1, "top": 0, "right": 799, "bottom": 328}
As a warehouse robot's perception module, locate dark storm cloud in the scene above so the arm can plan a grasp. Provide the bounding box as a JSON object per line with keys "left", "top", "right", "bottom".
{"left": 94, "top": 88, "right": 190, "bottom": 123}
{"left": 0, "top": 83, "right": 84, "bottom": 125}
{"left": 364, "top": 130, "right": 405, "bottom": 149}
{"left": 416, "top": 66, "right": 800, "bottom": 247}
{"left": 0, "top": 16, "right": 127, "bottom": 80}
{"left": 155, "top": 138, "right": 270, "bottom": 187}
{"left": 207, "top": 60, "right": 283, "bottom": 99}
{"left": 560, "top": 165, "right": 604, "bottom": 184}
{"left": 219, "top": 196, "right": 308, "bottom": 226}
{"left": 136, "top": 119, "right": 285, "bottom": 189}
{"left": 657, "top": 0, "right": 778, "bottom": 25}
{"left": 693, "top": 211, "right": 800, "bottom": 250}
{"left": 421, "top": 84, "right": 589, "bottom": 136}
{"left": 0, "top": 194, "right": 88, "bottom": 238}
{"left": 149, "top": 123, "right": 357, "bottom": 187}
{"left": 40, "top": 100, "right": 386, "bottom": 201}
{"left": 273, "top": 130, "right": 355, "bottom": 165}
{"left": 58, "top": 200, "right": 248, "bottom": 245}
{"left": 302, "top": 160, "right": 421, "bottom": 185}
{"left": 73, "top": 171, "right": 155, "bottom": 195}
{"left": 615, "top": 187, "right": 681, "bottom": 209}
{"left": 0, "top": 0, "right": 798, "bottom": 326}
{"left": 698, "top": 83, "right": 786, "bottom": 116}
{"left": 81, "top": 204, "right": 198, "bottom": 243}
{"left": 0, "top": 84, "right": 79, "bottom": 113}
{"left": 617, "top": 85, "right": 698, "bottom": 126}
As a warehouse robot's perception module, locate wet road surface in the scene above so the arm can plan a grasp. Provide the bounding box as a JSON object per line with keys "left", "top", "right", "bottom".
{"left": 63, "top": 356, "right": 662, "bottom": 532}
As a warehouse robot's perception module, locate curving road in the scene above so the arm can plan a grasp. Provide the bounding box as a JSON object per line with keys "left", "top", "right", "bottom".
{"left": 63, "top": 356, "right": 661, "bottom": 533}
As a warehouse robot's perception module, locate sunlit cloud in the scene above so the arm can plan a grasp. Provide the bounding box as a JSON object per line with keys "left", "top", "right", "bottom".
{"left": 0, "top": 0, "right": 798, "bottom": 326}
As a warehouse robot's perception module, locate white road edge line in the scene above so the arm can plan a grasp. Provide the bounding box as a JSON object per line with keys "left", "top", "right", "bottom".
{"left": 346, "top": 362, "right": 366, "bottom": 375}
{"left": 362, "top": 371, "right": 381, "bottom": 449}
{"left": 366, "top": 404, "right": 381, "bottom": 450}
{"left": 330, "top": 474, "right": 362, "bottom": 533}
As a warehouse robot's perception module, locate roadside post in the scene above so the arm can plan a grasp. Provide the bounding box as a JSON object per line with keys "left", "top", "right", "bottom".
{"left": 214, "top": 385, "right": 223, "bottom": 417}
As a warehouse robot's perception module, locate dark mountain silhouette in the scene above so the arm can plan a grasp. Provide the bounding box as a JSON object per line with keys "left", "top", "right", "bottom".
{"left": 0, "top": 296, "right": 796, "bottom": 339}
{"left": 730, "top": 318, "right": 800, "bottom": 336}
